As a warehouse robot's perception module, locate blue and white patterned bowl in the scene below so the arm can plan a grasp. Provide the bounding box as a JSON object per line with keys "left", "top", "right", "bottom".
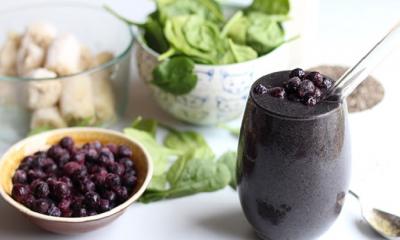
{"left": 136, "top": 39, "right": 290, "bottom": 125}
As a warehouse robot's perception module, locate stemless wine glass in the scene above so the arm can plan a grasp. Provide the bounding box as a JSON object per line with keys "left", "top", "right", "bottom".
{"left": 237, "top": 71, "right": 352, "bottom": 240}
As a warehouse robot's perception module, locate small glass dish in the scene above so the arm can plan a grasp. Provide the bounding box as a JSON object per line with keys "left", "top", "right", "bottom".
{"left": 0, "top": 2, "right": 134, "bottom": 151}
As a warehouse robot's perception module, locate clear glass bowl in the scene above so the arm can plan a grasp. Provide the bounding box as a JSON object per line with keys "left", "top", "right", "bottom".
{"left": 0, "top": 2, "right": 134, "bottom": 151}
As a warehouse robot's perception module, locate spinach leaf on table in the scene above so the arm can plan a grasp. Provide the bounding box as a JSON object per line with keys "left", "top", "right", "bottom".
{"left": 152, "top": 56, "right": 198, "bottom": 95}
{"left": 140, "top": 154, "right": 231, "bottom": 203}
{"left": 132, "top": 116, "right": 158, "bottom": 138}
{"left": 217, "top": 151, "right": 238, "bottom": 189}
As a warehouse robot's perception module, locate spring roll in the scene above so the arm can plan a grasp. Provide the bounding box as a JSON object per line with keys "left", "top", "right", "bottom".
{"left": 60, "top": 75, "right": 95, "bottom": 125}
{"left": 0, "top": 32, "right": 21, "bottom": 76}
{"left": 16, "top": 37, "right": 46, "bottom": 76}
{"left": 90, "top": 52, "right": 116, "bottom": 123}
{"left": 45, "top": 33, "right": 81, "bottom": 75}
{"left": 25, "top": 68, "right": 61, "bottom": 110}
{"left": 31, "top": 107, "right": 67, "bottom": 129}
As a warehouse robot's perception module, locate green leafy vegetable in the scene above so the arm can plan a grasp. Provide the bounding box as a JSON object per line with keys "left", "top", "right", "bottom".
{"left": 217, "top": 151, "right": 238, "bottom": 189}
{"left": 218, "top": 123, "right": 241, "bottom": 137}
{"left": 156, "top": 0, "right": 224, "bottom": 25}
{"left": 246, "top": 12, "right": 286, "bottom": 55}
{"left": 152, "top": 56, "right": 198, "bottom": 95}
{"left": 124, "top": 117, "right": 238, "bottom": 203}
{"left": 223, "top": 39, "right": 258, "bottom": 64}
{"left": 247, "top": 0, "right": 290, "bottom": 15}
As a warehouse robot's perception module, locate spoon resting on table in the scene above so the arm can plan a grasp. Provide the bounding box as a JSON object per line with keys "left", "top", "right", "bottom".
{"left": 349, "top": 190, "right": 400, "bottom": 240}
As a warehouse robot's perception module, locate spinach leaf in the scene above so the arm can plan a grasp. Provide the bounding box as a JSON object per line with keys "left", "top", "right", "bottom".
{"left": 218, "top": 151, "right": 238, "bottom": 189}
{"left": 246, "top": 12, "right": 285, "bottom": 55}
{"left": 162, "top": 15, "right": 223, "bottom": 64}
{"left": 156, "top": 0, "right": 224, "bottom": 25}
{"left": 152, "top": 56, "right": 198, "bottom": 95}
{"left": 224, "top": 39, "right": 258, "bottom": 63}
{"left": 142, "top": 14, "right": 170, "bottom": 53}
{"left": 164, "top": 130, "right": 214, "bottom": 159}
{"left": 28, "top": 126, "right": 53, "bottom": 136}
{"left": 132, "top": 116, "right": 158, "bottom": 138}
{"left": 104, "top": 6, "right": 169, "bottom": 53}
{"left": 218, "top": 123, "right": 241, "bottom": 137}
{"left": 247, "top": 0, "right": 290, "bottom": 15}
{"left": 222, "top": 11, "right": 249, "bottom": 44}
{"left": 124, "top": 128, "right": 176, "bottom": 176}
{"left": 140, "top": 155, "right": 230, "bottom": 203}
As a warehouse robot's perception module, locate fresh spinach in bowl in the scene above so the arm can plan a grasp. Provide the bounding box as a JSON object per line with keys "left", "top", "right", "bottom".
{"left": 106, "top": 0, "right": 291, "bottom": 95}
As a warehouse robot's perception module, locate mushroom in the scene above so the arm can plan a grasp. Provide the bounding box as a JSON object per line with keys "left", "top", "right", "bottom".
{"left": 31, "top": 107, "right": 67, "bottom": 129}
{"left": 24, "top": 22, "right": 57, "bottom": 49}
{"left": 25, "top": 68, "right": 61, "bottom": 110}
{"left": 45, "top": 33, "right": 81, "bottom": 76}
{"left": 60, "top": 75, "right": 95, "bottom": 125}
{"left": 0, "top": 32, "right": 21, "bottom": 76}
{"left": 16, "top": 36, "right": 46, "bottom": 76}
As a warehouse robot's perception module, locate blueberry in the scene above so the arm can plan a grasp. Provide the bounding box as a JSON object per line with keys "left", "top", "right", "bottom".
{"left": 23, "top": 194, "right": 35, "bottom": 209}
{"left": 102, "top": 191, "right": 117, "bottom": 203}
{"left": 33, "top": 198, "right": 51, "bottom": 214}
{"left": 59, "top": 176, "right": 73, "bottom": 188}
{"left": 72, "top": 151, "right": 86, "bottom": 164}
{"left": 60, "top": 137, "right": 74, "bottom": 151}
{"left": 289, "top": 68, "right": 306, "bottom": 79}
{"left": 98, "top": 199, "right": 111, "bottom": 213}
{"left": 47, "top": 145, "right": 64, "bottom": 159}
{"left": 63, "top": 162, "right": 81, "bottom": 176}
{"left": 91, "top": 141, "right": 102, "bottom": 150}
{"left": 71, "top": 166, "right": 88, "bottom": 181}
{"left": 305, "top": 96, "right": 317, "bottom": 106}
{"left": 85, "top": 149, "right": 99, "bottom": 163}
{"left": 48, "top": 205, "right": 62, "bottom": 217}
{"left": 12, "top": 170, "right": 27, "bottom": 184}
{"left": 53, "top": 182, "right": 71, "bottom": 200}
{"left": 122, "top": 173, "right": 137, "bottom": 188}
{"left": 71, "top": 195, "right": 84, "bottom": 211}
{"left": 74, "top": 208, "right": 87, "bottom": 217}
{"left": 19, "top": 156, "right": 34, "bottom": 170}
{"left": 77, "top": 178, "right": 96, "bottom": 193}
{"left": 106, "top": 144, "right": 118, "bottom": 155}
{"left": 31, "top": 180, "right": 50, "bottom": 198}
{"left": 58, "top": 198, "right": 71, "bottom": 214}
{"left": 322, "top": 78, "right": 333, "bottom": 89}
{"left": 284, "top": 77, "right": 302, "bottom": 93}
{"left": 92, "top": 173, "right": 107, "bottom": 187}
{"left": 62, "top": 209, "right": 73, "bottom": 217}
{"left": 85, "top": 191, "right": 100, "bottom": 209}
{"left": 306, "top": 71, "right": 324, "bottom": 87}
{"left": 105, "top": 174, "right": 121, "bottom": 189}
{"left": 43, "top": 163, "right": 58, "bottom": 174}
{"left": 253, "top": 84, "right": 268, "bottom": 95}
{"left": 298, "top": 80, "right": 315, "bottom": 98}
{"left": 314, "top": 88, "right": 322, "bottom": 99}
{"left": 27, "top": 169, "right": 46, "bottom": 182}
{"left": 269, "top": 87, "right": 286, "bottom": 98}
{"left": 98, "top": 148, "right": 115, "bottom": 165}
{"left": 118, "top": 146, "right": 132, "bottom": 158}
{"left": 115, "top": 186, "right": 129, "bottom": 203}
{"left": 57, "top": 152, "right": 71, "bottom": 167}
{"left": 118, "top": 158, "right": 134, "bottom": 170}
{"left": 108, "top": 162, "right": 125, "bottom": 176}
{"left": 11, "top": 184, "right": 30, "bottom": 203}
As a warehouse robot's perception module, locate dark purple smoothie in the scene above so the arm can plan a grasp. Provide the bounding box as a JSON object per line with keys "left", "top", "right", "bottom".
{"left": 237, "top": 70, "right": 351, "bottom": 240}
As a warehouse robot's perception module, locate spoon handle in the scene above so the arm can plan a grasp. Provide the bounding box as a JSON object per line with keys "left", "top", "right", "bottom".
{"left": 348, "top": 190, "right": 360, "bottom": 200}
{"left": 328, "top": 21, "right": 400, "bottom": 99}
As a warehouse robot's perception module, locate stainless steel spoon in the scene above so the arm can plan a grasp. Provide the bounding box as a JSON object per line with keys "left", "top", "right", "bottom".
{"left": 349, "top": 190, "right": 400, "bottom": 240}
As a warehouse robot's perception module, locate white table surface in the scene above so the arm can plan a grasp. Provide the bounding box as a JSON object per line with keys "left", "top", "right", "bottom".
{"left": 1, "top": 0, "right": 400, "bottom": 239}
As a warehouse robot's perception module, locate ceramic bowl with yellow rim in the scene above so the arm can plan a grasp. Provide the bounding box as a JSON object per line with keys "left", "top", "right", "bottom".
{"left": 0, "top": 128, "right": 153, "bottom": 234}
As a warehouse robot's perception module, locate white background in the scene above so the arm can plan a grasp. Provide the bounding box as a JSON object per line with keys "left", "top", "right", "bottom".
{"left": 1, "top": 0, "right": 400, "bottom": 239}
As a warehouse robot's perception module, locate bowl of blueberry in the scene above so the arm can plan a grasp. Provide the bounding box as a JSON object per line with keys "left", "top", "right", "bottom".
{"left": 0, "top": 128, "right": 153, "bottom": 234}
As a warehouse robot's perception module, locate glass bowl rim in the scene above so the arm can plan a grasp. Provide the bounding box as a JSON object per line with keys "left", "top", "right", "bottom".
{"left": 0, "top": 1, "right": 134, "bottom": 82}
